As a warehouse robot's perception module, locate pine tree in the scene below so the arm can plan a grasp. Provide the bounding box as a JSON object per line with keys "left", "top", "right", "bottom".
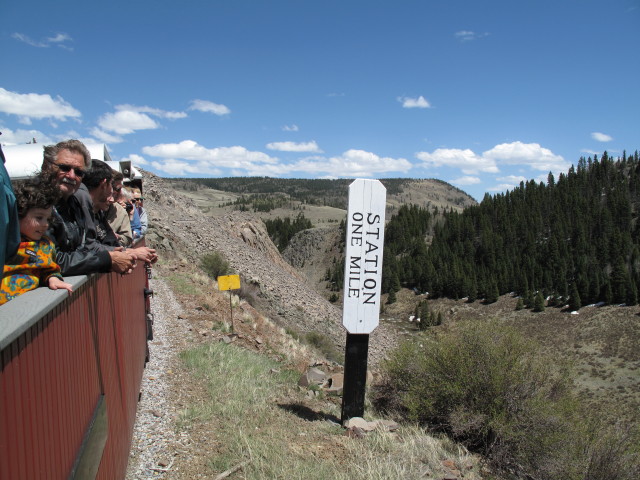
{"left": 533, "top": 291, "right": 545, "bottom": 312}
{"left": 418, "top": 301, "right": 430, "bottom": 331}
{"left": 569, "top": 283, "right": 581, "bottom": 311}
{"left": 387, "top": 289, "right": 397, "bottom": 305}
{"left": 485, "top": 280, "right": 499, "bottom": 304}
{"left": 524, "top": 289, "right": 534, "bottom": 308}
{"left": 626, "top": 278, "right": 638, "bottom": 306}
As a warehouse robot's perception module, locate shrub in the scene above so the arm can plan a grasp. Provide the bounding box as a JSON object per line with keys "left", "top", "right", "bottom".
{"left": 305, "top": 331, "right": 344, "bottom": 364}
{"left": 237, "top": 278, "right": 260, "bottom": 306}
{"left": 371, "top": 321, "right": 640, "bottom": 479}
{"left": 200, "top": 251, "right": 231, "bottom": 280}
{"left": 533, "top": 291, "right": 546, "bottom": 312}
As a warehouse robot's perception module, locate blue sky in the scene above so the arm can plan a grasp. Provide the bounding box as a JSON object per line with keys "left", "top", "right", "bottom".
{"left": 1, "top": 0, "right": 638, "bottom": 201}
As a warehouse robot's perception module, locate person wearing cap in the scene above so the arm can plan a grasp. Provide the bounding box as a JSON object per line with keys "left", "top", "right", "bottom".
{"left": 40, "top": 139, "right": 136, "bottom": 276}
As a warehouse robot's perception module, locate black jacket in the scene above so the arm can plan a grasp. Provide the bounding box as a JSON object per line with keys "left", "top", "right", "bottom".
{"left": 47, "top": 194, "right": 112, "bottom": 276}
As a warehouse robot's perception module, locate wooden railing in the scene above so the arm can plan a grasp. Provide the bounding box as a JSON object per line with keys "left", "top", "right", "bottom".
{"left": 0, "top": 251, "right": 151, "bottom": 480}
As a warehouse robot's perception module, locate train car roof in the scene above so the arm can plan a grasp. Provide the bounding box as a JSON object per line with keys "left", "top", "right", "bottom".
{"left": 2, "top": 143, "right": 142, "bottom": 180}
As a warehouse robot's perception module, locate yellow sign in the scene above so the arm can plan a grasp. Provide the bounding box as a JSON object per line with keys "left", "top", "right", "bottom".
{"left": 218, "top": 274, "right": 240, "bottom": 291}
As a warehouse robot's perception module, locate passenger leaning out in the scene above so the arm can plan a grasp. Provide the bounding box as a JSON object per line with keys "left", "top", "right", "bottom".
{"left": 0, "top": 178, "right": 73, "bottom": 305}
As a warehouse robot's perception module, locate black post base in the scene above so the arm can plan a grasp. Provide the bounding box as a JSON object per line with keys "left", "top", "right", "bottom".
{"left": 341, "top": 333, "right": 370, "bottom": 423}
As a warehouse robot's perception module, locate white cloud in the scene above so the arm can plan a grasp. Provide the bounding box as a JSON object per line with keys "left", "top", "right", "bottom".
{"left": 95, "top": 104, "right": 187, "bottom": 136}
{"left": 149, "top": 159, "right": 199, "bottom": 176}
{"left": 89, "top": 127, "right": 124, "bottom": 144}
{"left": 0, "top": 87, "right": 81, "bottom": 122}
{"left": 188, "top": 99, "right": 230, "bottom": 116}
{"left": 417, "top": 142, "right": 568, "bottom": 176}
{"left": 451, "top": 176, "right": 481, "bottom": 186}
{"left": 591, "top": 132, "right": 613, "bottom": 142}
{"left": 142, "top": 140, "right": 278, "bottom": 176}
{"left": 12, "top": 33, "right": 47, "bottom": 47}
{"left": 12, "top": 32, "right": 73, "bottom": 49}
{"left": 46, "top": 33, "right": 72, "bottom": 43}
{"left": 142, "top": 141, "right": 412, "bottom": 178}
{"left": 483, "top": 141, "right": 569, "bottom": 172}
{"left": 488, "top": 184, "right": 517, "bottom": 193}
{"left": 282, "top": 124, "right": 299, "bottom": 132}
{"left": 0, "top": 126, "right": 54, "bottom": 145}
{"left": 488, "top": 175, "right": 530, "bottom": 193}
{"left": 416, "top": 148, "right": 498, "bottom": 174}
{"left": 266, "top": 141, "right": 322, "bottom": 153}
{"left": 115, "top": 104, "right": 187, "bottom": 119}
{"left": 398, "top": 95, "right": 431, "bottom": 109}
{"left": 98, "top": 110, "right": 159, "bottom": 135}
{"left": 496, "top": 175, "right": 528, "bottom": 184}
{"left": 454, "top": 30, "right": 489, "bottom": 42}
{"left": 283, "top": 149, "right": 413, "bottom": 177}
{"left": 581, "top": 149, "right": 599, "bottom": 155}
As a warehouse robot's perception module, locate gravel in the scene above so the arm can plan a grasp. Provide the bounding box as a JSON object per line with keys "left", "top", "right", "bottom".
{"left": 126, "top": 276, "right": 192, "bottom": 479}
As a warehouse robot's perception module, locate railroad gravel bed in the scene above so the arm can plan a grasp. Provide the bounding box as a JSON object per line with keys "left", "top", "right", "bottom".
{"left": 126, "top": 276, "right": 192, "bottom": 479}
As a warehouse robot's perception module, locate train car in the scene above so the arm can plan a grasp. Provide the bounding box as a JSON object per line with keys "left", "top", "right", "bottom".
{"left": 0, "top": 143, "right": 153, "bottom": 479}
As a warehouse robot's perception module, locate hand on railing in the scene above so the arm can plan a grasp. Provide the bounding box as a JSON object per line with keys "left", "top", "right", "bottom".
{"left": 48, "top": 277, "right": 73, "bottom": 295}
{"left": 109, "top": 248, "right": 137, "bottom": 275}
{"left": 129, "top": 246, "right": 158, "bottom": 265}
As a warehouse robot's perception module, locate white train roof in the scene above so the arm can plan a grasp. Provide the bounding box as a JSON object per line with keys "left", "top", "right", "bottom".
{"left": 2, "top": 143, "right": 141, "bottom": 180}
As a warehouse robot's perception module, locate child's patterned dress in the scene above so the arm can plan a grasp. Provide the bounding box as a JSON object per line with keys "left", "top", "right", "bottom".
{"left": 0, "top": 235, "right": 63, "bottom": 305}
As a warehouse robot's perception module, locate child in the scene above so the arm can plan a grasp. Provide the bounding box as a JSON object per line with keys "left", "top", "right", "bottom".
{"left": 0, "top": 178, "right": 73, "bottom": 305}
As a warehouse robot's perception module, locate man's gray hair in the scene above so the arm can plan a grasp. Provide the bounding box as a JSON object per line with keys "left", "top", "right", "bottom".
{"left": 43, "top": 139, "right": 92, "bottom": 169}
{"left": 120, "top": 187, "right": 133, "bottom": 201}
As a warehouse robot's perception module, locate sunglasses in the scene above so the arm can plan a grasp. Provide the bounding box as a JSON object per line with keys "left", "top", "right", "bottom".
{"left": 45, "top": 157, "right": 87, "bottom": 178}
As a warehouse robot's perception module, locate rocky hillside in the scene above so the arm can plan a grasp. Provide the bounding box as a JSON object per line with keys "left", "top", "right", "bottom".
{"left": 282, "top": 225, "right": 343, "bottom": 291}
{"left": 143, "top": 171, "right": 400, "bottom": 365}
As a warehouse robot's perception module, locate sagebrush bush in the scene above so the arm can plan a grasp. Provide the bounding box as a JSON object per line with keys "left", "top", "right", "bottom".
{"left": 372, "top": 321, "right": 640, "bottom": 480}
{"left": 305, "top": 331, "right": 344, "bottom": 364}
{"left": 237, "top": 279, "right": 260, "bottom": 306}
{"left": 200, "top": 251, "right": 231, "bottom": 280}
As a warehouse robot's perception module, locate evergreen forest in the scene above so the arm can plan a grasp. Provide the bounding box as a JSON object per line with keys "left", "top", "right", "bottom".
{"left": 381, "top": 150, "right": 640, "bottom": 308}
{"left": 264, "top": 213, "right": 314, "bottom": 251}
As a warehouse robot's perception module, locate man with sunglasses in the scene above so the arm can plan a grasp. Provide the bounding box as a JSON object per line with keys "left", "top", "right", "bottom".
{"left": 131, "top": 188, "right": 148, "bottom": 237}
{"left": 40, "top": 140, "right": 136, "bottom": 276}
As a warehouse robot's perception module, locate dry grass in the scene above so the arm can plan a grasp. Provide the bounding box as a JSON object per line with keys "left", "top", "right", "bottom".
{"left": 177, "top": 340, "right": 487, "bottom": 480}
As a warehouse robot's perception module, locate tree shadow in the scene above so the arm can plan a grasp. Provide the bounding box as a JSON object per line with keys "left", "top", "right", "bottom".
{"left": 277, "top": 402, "right": 341, "bottom": 424}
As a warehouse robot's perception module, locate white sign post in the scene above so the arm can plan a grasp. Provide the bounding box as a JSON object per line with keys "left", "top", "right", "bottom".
{"left": 341, "top": 179, "right": 386, "bottom": 422}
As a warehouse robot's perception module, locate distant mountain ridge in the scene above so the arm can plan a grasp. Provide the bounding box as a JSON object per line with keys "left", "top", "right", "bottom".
{"left": 169, "top": 176, "right": 477, "bottom": 215}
